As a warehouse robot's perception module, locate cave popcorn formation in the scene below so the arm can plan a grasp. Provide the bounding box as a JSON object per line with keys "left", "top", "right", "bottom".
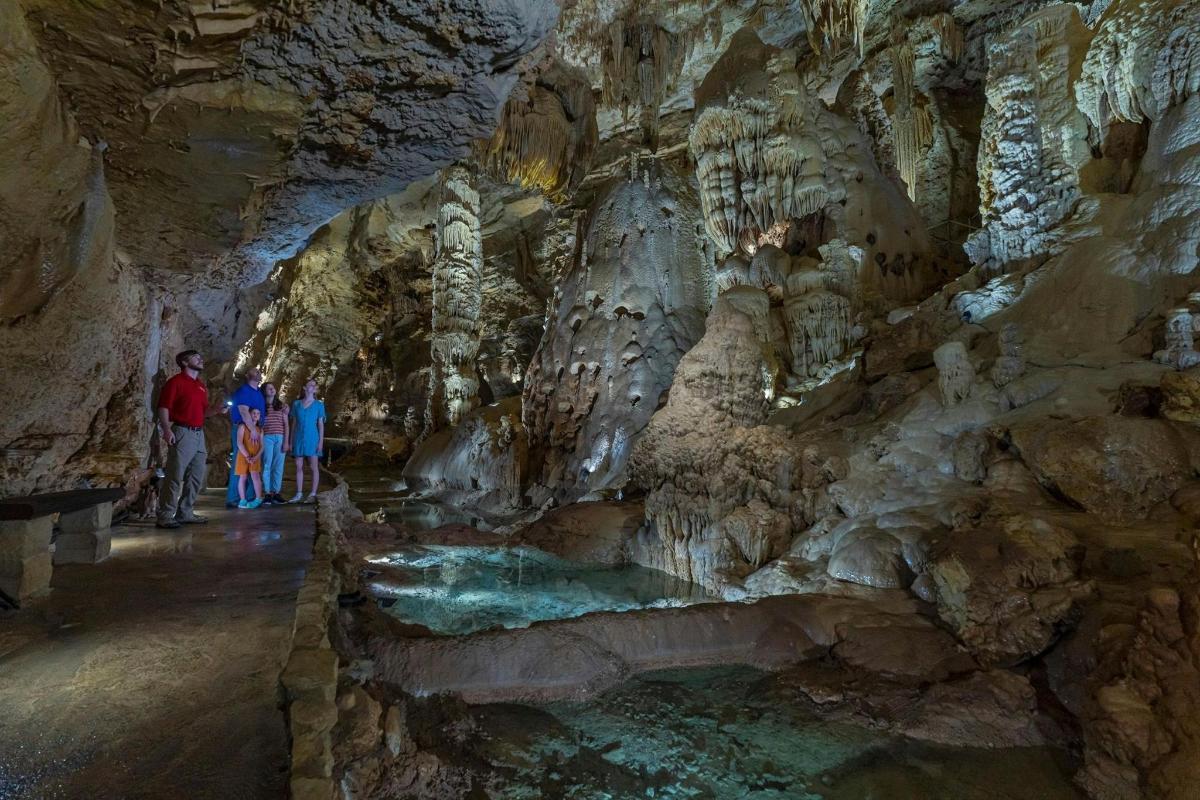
{"left": 4, "top": 0, "right": 1200, "bottom": 799}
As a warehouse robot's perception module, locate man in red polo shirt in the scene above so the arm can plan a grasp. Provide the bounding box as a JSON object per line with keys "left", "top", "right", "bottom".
{"left": 156, "top": 349, "right": 210, "bottom": 529}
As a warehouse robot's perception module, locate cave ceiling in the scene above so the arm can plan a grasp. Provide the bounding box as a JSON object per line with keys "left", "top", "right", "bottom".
{"left": 20, "top": 0, "right": 556, "bottom": 287}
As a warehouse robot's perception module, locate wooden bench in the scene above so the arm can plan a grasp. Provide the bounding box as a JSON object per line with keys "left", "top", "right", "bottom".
{"left": 0, "top": 488, "right": 125, "bottom": 605}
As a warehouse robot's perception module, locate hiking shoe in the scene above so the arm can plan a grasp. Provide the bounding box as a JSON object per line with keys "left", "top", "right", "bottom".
{"left": 176, "top": 515, "right": 208, "bottom": 525}
{"left": 156, "top": 520, "right": 181, "bottom": 530}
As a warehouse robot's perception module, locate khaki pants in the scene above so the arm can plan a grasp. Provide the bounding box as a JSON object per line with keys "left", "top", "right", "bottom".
{"left": 158, "top": 426, "right": 207, "bottom": 523}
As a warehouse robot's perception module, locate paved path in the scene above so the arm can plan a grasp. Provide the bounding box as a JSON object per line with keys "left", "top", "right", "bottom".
{"left": 0, "top": 491, "right": 315, "bottom": 799}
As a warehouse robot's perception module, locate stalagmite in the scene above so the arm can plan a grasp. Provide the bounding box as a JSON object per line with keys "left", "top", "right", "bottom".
{"left": 934, "top": 341, "right": 974, "bottom": 406}
{"left": 520, "top": 161, "right": 710, "bottom": 502}
{"left": 426, "top": 166, "right": 483, "bottom": 434}
{"left": 991, "top": 322, "right": 1026, "bottom": 387}
{"left": 966, "top": 5, "right": 1091, "bottom": 274}
{"left": 1154, "top": 308, "right": 1200, "bottom": 369}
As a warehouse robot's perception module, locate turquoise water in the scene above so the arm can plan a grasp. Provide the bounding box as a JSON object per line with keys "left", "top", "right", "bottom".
{"left": 458, "top": 666, "right": 1083, "bottom": 799}
{"left": 365, "top": 544, "right": 713, "bottom": 635}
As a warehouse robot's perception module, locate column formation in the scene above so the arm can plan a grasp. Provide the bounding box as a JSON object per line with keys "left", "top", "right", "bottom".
{"left": 425, "top": 166, "right": 483, "bottom": 434}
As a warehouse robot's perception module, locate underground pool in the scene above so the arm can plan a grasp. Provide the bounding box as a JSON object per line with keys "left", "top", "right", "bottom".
{"left": 364, "top": 544, "right": 714, "bottom": 636}
{"left": 429, "top": 666, "right": 1083, "bottom": 799}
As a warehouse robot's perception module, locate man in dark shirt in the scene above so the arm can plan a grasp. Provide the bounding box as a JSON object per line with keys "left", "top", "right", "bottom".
{"left": 156, "top": 350, "right": 210, "bottom": 529}
{"left": 226, "top": 367, "right": 267, "bottom": 508}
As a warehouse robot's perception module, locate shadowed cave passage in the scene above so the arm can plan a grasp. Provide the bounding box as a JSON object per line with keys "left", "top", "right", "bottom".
{"left": 4, "top": 0, "right": 1200, "bottom": 798}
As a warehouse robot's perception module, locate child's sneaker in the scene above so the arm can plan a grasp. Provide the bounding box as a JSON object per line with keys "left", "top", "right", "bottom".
{"left": 248, "top": 498, "right": 263, "bottom": 509}
{"left": 288, "top": 493, "right": 303, "bottom": 504}
{"left": 237, "top": 500, "right": 252, "bottom": 509}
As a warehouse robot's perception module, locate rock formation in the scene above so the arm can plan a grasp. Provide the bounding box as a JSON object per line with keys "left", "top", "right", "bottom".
{"left": 521, "top": 160, "right": 711, "bottom": 502}
{"left": 426, "top": 167, "right": 485, "bottom": 434}
{"left": 9, "top": 0, "right": 1200, "bottom": 797}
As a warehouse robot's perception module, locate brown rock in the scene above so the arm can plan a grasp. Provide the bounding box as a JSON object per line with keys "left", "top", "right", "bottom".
{"left": 514, "top": 500, "right": 644, "bottom": 565}
{"left": 1161, "top": 368, "right": 1200, "bottom": 422}
{"left": 332, "top": 685, "right": 382, "bottom": 763}
{"left": 1005, "top": 416, "right": 1200, "bottom": 520}
{"left": 927, "top": 515, "right": 1090, "bottom": 666}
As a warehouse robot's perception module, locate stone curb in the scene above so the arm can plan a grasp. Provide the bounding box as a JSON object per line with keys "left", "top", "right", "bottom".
{"left": 281, "top": 471, "right": 355, "bottom": 800}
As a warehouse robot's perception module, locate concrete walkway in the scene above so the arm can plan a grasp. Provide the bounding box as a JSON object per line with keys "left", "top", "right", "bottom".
{"left": 0, "top": 491, "right": 316, "bottom": 799}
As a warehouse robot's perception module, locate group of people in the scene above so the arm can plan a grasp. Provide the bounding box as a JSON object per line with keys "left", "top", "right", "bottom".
{"left": 153, "top": 349, "right": 328, "bottom": 530}
{"left": 223, "top": 366, "right": 326, "bottom": 510}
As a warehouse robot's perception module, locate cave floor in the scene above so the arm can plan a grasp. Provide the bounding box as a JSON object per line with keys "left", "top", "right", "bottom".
{"left": 0, "top": 490, "right": 316, "bottom": 800}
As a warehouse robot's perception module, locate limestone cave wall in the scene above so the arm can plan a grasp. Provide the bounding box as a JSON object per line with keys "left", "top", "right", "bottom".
{"left": 7, "top": 0, "right": 1200, "bottom": 796}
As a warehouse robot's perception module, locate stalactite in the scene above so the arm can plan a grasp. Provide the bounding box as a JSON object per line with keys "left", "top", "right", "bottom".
{"left": 689, "top": 61, "right": 834, "bottom": 255}
{"left": 887, "top": 40, "right": 934, "bottom": 202}
{"left": 482, "top": 96, "right": 570, "bottom": 197}
{"left": 1077, "top": 0, "right": 1200, "bottom": 129}
{"left": 799, "top": 0, "right": 870, "bottom": 57}
{"left": 426, "top": 166, "right": 483, "bottom": 435}
{"left": 891, "top": 41, "right": 916, "bottom": 109}
{"left": 930, "top": 13, "right": 964, "bottom": 63}
{"left": 477, "top": 68, "right": 596, "bottom": 201}
{"left": 893, "top": 103, "right": 933, "bottom": 202}
{"left": 783, "top": 267, "right": 852, "bottom": 378}
{"left": 599, "top": 16, "right": 681, "bottom": 141}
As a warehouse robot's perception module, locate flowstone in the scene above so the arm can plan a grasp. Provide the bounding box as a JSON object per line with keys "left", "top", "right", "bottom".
{"left": 521, "top": 161, "right": 711, "bottom": 503}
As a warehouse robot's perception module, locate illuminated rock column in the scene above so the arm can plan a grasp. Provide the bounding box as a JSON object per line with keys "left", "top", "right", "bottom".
{"left": 426, "top": 166, "right": 483, "bottom": 433}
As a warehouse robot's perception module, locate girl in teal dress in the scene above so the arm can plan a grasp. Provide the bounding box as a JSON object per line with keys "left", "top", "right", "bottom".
{"left": 289, "top": 378, "right": 326, "bottom": 503}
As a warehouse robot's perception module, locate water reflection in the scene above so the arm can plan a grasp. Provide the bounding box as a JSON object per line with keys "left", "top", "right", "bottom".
{"left": 367, "top": 544, "right": 713, "bottom": 635}
{"left": 343, "top": 467, "right": 491, "bottom": 531}
{"left": 111, "top": 532, "right": 194, "bottom": 556}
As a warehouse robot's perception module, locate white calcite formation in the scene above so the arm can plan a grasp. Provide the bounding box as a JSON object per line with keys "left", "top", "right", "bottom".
{"left": 1075, "top": 0, "right": 1200, "bottom": 131}
{"left": 688, "top": 32, "right": 937, "bottom": 306}
{"left": 689, "top": 50, "right": 837, "bottom": 256}
{"left": 522, "top": 161, "right": 711, "bottom": 502}
{"left": 966, "top": 5, "right": 1093, "bottom": 274}
{"left": 426, "top": 167, "right": 484, "bottom": 433}
{"left": 783, "top": 267, "right": 853, "bottom": 378}
{"left": 933, "top": 341, "right": 975, "bottom": 406}
{"left": 1154, "top": 308, "right": 1200, "bottom": 369}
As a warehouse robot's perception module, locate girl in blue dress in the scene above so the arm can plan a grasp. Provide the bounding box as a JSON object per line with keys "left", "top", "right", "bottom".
{"left": 289, "top": 378, "right": 326, "bottom": 503}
